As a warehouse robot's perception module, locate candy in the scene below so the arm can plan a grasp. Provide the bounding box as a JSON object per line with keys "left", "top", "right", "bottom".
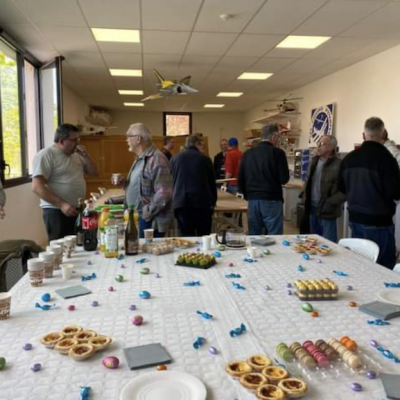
{"left": 157, "top": 365, "right": 167, "bottom": 371}
{"left": 140, "top": 268, "right": 150, "bottom": 275}
{"left": 196, "top": 311, "right": 213, "bottom": 320}
{"left": 31, "top": 363, "right": 41, "bottom": 372}
{"left": 367, "top": 319, "right": 390, "bottom": 326}
{"left": 346, "top": 285, "right": 353, "bottom": 291}
{"left": 384, "top": 282, "right": 400, "bottom": 288}
{"left": 333, "top": 270, "right": 348, "bottom": 277}
{"left": 115, "top": 275, "right": 124, "bottom": 282}
{"left": 302, "top": 303, "right": 313, "bottom": 312}
{"left": 367, "top": 371, "right": 377, "bottom": 379}
{"left": 184, "top": 281, "right": 200, "bottom": 287}
{"left": 264, "top": 285, "right": 271, "bottom": 291}
{"left": 350, "top": 383, "right": 362, "bottom": 392}
{"left": 370, "top": 340, "right": 378, "bottom": 347}
{"left": 132, "top": 315, "right": 144, "bottom": 326}
{"left": 41, "top": 293, "right": 51, "bottom": 302}
{"left": 67, "top": 305, "right": 75, "bottom": 311}
{"left": 228, "top": 263, "right": 234, "bottom": 267}
{"left": 317, "top": 259, "right": 322, "bottom": 263}
{"left": 129, "top": 305, "right": 137, "bottom": 311}
{"left": 226, "top": 273, "right": 241, "bottom": 278}
{"left": 108, "top": 286, "right": 115, "bottom": 292}
{"left": 232, "top": 282, "right": 246, "bottom": 290}
{"left": 23, "top": 343, "right": 33, "bottom": 351}
{"left": 230, "top": 323, "right": 247, "bottom": 338}
{"left": 81, "top": 273, "right": 97, "bottom": 281}
{"left": 209, "top": 347, "right": 218, "bottom": 355}
{"left": 135, "top": 258, "right": 148, "bottom": 264}
{"left": 193, "top": 337, "right": 206, "bottom": 349}
{"left": 302, "top": 254, "right": 310, "bottom": 261}
{"left": 117, "top": 254, "right": 124, "bottom": 260}
{"left": 297, "top": 265, "right": 305, "bottom": 272}
{"left": 287, "top": 290, "right": 292, "bottom": 296}
{"left": 95, "top": 251, "right": 100, "bottom": 255}
{"left": 0, "top": 357, "right": 6, "bottom": 370}
{"left": 139, "top": 291, "right": 151, "bottom": 299}
{"left": 35, "top": 303, "right": 55, "bottom": 311}
{"left": 87, "top": 261, "right": 92, "bottom": 265}
{"left": 80, "top": 387, "right": 91, "bottom": 400}
{"left": 243, "top": 257, "right": 256, "bottom": 263}
{"left": 213, "top": 251, "right": 222, "bottom": 258}
{"left": 286, "top": 283, "right": 292, "bottom": 288}
{"left": 102, "top": 356, "right": 119, "bottom": 369}
{"left": 91, "top": 301, "right": 99, "bottom": 307}
{"left": 282, "top": 240, "right": 291, "bottom": 246}
{"left": 311, "top": 311, "right": 319, "bottom": 318}
{"left": 348, "top": 302, "right": 357, "bottom": 307}
{"left": 375, "top": 345, "right": 400, "bottom": 363}
{"left": 217, "top": 245, "right": 226, "bottom": 251}
{"left": 120, "top": 264, "right": 126, "bottom": 269}
{"left": 263, "top": 249, "right": 271, "bottom": 255}
{"left": 155, "top": 273, "right": 160, "bottom": 278}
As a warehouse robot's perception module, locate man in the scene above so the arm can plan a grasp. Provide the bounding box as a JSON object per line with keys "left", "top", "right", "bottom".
{"left": 213, "top": 138, "right": 228, "bottom": 182}
{"left": 339, "top": 117, "right": 400, "bottom": 269}
{"left": 382, "top": 129, "right": 400, "bottom": 169}
{"left": 171, "top": 134, "right": 217, "bottom": 236}
{"left": 161, "top": 136, "right": 174, "bottom": 161}
{"left": 303, "top": 135, "right": 345, "bottom": 242}
{"left": 125, "top": 123, "right": 173, "bottom": 238}
{"left": 238, "top": 123, "right": 290, "bottom": 235}
{"left": 0, "top": 178, "right": 5, "bottom": 219}
{"left": 32, "top": 124, "right": 98, "bottom": 241}
{"left": 225, "top": 137, "right": 243, "bottom": 194}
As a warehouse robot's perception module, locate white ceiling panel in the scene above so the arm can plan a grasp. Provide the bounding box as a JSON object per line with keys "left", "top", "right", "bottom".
{"left": 143, "top": 54, "right": 182, "bottom": 70}
{"left": 293, "top": 0, "right": 384, "bottom": 36}
{"left": 180, "top": 55, "right": 220, "bottom": 70}
{"left": 265, "top": 47, "right": 312, "bottom": 58}
{"left": 0, "top": 0, "right": 30, "bottom": 25}
{"left": 249, "top": 57, "right": 298, "bottom": 73}
{"left": 213, "top": 56, "right": 260, "bottom": 72}
{"left": 14, "top": 0, "right": 87, "bottom": 27}
{"left": 245, "top": 0, "right": 328, "bottom": 35}
{"left": 66, "top": 52, "right": 106, "bottom": 69}
{"left": 226, "top": 34, "right": 283, "bottom": 57}
{"left": 277, "top": 58, "right": 330, "bottom": 75}
{"left": 194, "top": 0, "right": 265, "bottom": 33}
{"left": 97, "top": 41, "right": 142, "bottom": 54}
{"left": 185, "top": 32, "right": 238, "bottom": 56}
{"left": 142, "top": 31, "right": 190, "bottom": 55}
{"left": 142, "top": 0, "right": 203, "bottom": 31}
{"left": 110, "top": 76, "right": 144, "bottom": 88}
{"left": 342, "top": 38, "right": 400, "bottom": 60}
{"left": 102, "top": 52, "right": 142, "bottom": 69}
{"left": 78, "top": 0, "right": 140, "bottom": 29}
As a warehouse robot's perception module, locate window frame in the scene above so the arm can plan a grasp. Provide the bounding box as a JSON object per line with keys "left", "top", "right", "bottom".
{"left": 163, "top": 112, "right": 192, "bottom": 137}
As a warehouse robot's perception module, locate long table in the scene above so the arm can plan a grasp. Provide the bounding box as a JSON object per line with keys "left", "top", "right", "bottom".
{"left": 1, "top": 236, "right": 399, "bottom": 399}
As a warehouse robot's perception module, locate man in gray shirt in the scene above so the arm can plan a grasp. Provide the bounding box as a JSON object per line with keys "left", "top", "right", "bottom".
{"left": 32, "top": 124, "right": 98, "bottom": 241}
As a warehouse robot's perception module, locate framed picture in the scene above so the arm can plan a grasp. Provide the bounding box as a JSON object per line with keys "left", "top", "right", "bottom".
{"left": 163, "top": 112, "right": 192, "bottom": 136}
{"left": 309, "top": 103, "right": 335, "bottom": 145}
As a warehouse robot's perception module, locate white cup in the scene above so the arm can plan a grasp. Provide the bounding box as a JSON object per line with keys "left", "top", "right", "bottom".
{"left": 47, "top": 245, "right": 63, "bottom": 269}
{"left": 111, "top": 173, "right": 122, "bottom": 185}
{"left": 210, "top": 233, "right": 217, "bottom": 248}
{"left": 202, "top": 235, "right": 211, "bottom": 251}
{"left": 0, "top": 292, "right": 11, "bottom": 320}
{"left": 247, "top": 246, "right": 257, "bottom": 259}
{"left": 61, "top": 264, "right": 74, "bottom": 280}
{"left": 27, "top": 258, "right": 45, "bottom": 287}
{"left": 144, "top": 229, "right": 154, "bottom": 244}
{"left": 39, "top": 251, "right": 56, "bottom": 278}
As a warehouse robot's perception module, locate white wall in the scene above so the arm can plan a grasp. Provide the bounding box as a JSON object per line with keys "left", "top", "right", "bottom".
{"left": 63, "top": 84, "right": 90, "bottom": 125}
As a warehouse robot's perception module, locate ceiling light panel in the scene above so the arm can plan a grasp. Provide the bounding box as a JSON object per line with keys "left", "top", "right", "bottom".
{"left": 124, "top": 102, "right": 144, "bottom": 107}
{"left": 110, "top": 69, "right": 142, "bottom": 77}
{"left": 217, "top": 92, "right": 243, "bottom": 97}
{"left": 238, "top": 72, "right": 273, "bottom": 80}
{"left": 276, "top": 35, "right": 331, "bottom": 49}
{"left": 118, "top": 90, "right": 143, "bottom": 95}
{"left": 92, "top": 28, "right": 140, "bottom": 43}
{"left": 204, "top": 104, "right": 225, "bottom": 108}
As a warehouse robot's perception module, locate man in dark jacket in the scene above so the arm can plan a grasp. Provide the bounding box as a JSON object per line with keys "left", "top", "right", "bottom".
{"left": 213, "top": 138, "right": 228, "bottom": 182}
{"left": 161, "top": 136, "right": 174, "bottom": 161}
{"left": 238, "top": 124, "right": 290, "bottom": 235}
{"left": 303, "top": 135, "right": 345, "bottom": 242}
{"left": 171, "top": 134, "right": 217, "bottom": 236}
{"left": 339, "top": 117, "right": 400, "bottom": 269}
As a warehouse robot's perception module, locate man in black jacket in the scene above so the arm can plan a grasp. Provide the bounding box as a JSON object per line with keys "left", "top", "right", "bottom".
{"left": 238, "top": 124, "right": 290, "bottom": 235}
{"left": 339, "top": 117, "right": 400, "bottom": 269}
{"left": 171, "top": 134, "right": 217, "bottom": 236}
{"left": 213, "top": 138, "right": 228, "bottom": 183}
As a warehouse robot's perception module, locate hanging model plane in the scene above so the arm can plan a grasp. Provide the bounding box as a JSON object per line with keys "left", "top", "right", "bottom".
{"left": 142, "top": 69, "right": 198, "bottom": 101}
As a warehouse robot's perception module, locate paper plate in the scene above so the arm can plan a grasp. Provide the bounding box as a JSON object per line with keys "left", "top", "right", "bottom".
{"left": 378, "top": 289, "right": 400, "bottom": 306}
{"left": 120, "top": 371, "right": 207, "bottom": 400}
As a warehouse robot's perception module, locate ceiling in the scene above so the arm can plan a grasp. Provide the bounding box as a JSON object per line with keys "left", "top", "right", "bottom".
{"left": 1, "top": 0, "right": 400, "bottom": 112}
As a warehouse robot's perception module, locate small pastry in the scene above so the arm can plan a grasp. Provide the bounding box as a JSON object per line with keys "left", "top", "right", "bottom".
{"left": 40, "top": 332, "right": 65, "bottom": 348}
{"left": 73, "top": 330, "right": 97, "bottom": 343}
{"left": 68, "top": 343, "right": 95, "bottom": 361}
{"left": 247, "top": 355, "right": 272, "bottom": 371}
{"left": 61, "top": 325, "right": 83, "bottom": 337}
{"left": 278, "top": 378, "right": 308, "bottom": 398}
{"left": 261, "top": 366, "right": 289, "bottom": 384}
{"left": 256, "top": 384, "right": 286, "bottom": 400}
{"left": 54, "top": 338, "right": 79, "bottom": 355}
{"left": 89, "top": 335, "right": 112, "bottom": 351}
{"left": 226, "top": 361, "right": 252, "bottom": 378}
{"left": 240, "top": 373, "right": 268, "bottom": 391}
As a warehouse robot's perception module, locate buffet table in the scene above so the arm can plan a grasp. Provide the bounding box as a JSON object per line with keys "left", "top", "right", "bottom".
{"left": 1, "top": 236, "right": 399, "bottom": 399}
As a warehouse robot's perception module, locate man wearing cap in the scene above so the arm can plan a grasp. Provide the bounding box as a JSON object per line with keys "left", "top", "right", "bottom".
{"left": 225, "top": 137, "right": 243, "bottom": 195}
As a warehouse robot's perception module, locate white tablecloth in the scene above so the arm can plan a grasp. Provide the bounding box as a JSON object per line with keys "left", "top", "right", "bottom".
{"left": 1, "top": 235, "right": 400, "bottom": 400}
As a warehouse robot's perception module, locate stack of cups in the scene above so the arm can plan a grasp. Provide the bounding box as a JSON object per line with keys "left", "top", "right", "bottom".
{"left": 0, "top": 292, "right": 11, "bottom": 320}
{"left": 27, "top": 258, "right": 44, "bottom": 287}
{"left": 63, "top": 236, "right": 76, "bottom": 258}
{"left": 39, "top": 251, "right": 56, "bottom": 278}
{"left": 65, "top": 235, "right": 77, "bottom": 252}
{"left": 47, "top": 245, "right": 63, "bottom": 270}
{"left": 210, "top": 233, "right": 217, "bottom": 249}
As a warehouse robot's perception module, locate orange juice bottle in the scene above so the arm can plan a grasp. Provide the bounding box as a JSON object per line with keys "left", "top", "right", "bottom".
{"left": 105, "top": 215, "right": 119, "bottom": 258}
{"left": 98, "top": 207, "right": 111, "bottom": 252}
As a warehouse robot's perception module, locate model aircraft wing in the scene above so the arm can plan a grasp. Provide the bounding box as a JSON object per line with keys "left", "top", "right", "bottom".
{"left": 180, "top": 75, "right": 191, "bottom": 85}
{"left": 142, "top": 93, "right": 164, "bottom": 101}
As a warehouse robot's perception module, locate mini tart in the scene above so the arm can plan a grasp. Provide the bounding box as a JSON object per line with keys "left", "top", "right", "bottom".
{"left": 54, "top": 338, "right": 79, "bottom": 355}
{"left": 88, "top": 335, "right": 112, "bottom": 351}
{"left": 40, "top": 332, "right": 66, "bottom": 348}
{"left": 247, "top": 355, "right": 272, "bottom": 371}
{"left": 240, "top": 373, "right": 268, "bottom": 391}
{"left": 261, "top": 366, "right": 289, "bottom": 384}
{"left": 68, "top": 343, "right": 95, "bottom": 361}
{"left": 278, "top": 378, "right": 308, "bottom": 399}
{"left": 256, "top": 384, "right": 286, "bottom": 400}
{"left": 226, "top": 361, "right": 252, "bottom": 378}
{"left": 61, "top": 325, "right": 83, "bottom": 337}
{"left": 73, "top": 330, "right": 97, "bottom": 343}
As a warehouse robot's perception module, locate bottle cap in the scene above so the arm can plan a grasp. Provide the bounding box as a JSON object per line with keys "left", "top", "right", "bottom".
{"left": 103, "top": 207, "right": 110, "bottom": 212}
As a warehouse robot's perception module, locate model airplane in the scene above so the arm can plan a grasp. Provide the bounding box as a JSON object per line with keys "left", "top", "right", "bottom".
{"left": 142, "top": 69, "right": 198, "bottom": 101}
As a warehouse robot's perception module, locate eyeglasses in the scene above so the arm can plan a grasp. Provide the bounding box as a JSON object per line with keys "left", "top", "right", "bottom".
{"left": 66, "top": 137, "right": 80, "bottom": 143}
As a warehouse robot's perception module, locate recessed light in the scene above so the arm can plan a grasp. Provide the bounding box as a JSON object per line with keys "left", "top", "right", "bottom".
{"left": 110, "top": 69, "right": 142, "bottom": 77}
{"left": 204, "top": 104, "right": 225, "bottom": 108}
{"left": 276, "top": 35, "right": 331, "bottom": 49}
{"left": 124, "top": 102, "right": 144, "bottom": 107}
{"left": 118, "top": 90, "right": 144, "bottom": 95}
{"left": 238, "top": 72, "right": 273, "bottom": 80}
{"left": 217, "top": 92, "right": 243, "bottom": 97}
{"left": 92, "top": 28, "right": 140, "bottom": 43}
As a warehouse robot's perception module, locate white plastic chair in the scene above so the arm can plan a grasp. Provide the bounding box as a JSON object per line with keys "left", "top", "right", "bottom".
{"left": 338, "top": 238, "right": 380, "bottom": 263}
{"left": 393, "top": 264, "right": 400, "bottom": 274}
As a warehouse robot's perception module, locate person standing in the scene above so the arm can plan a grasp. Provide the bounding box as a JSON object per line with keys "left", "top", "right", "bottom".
{"left": 225, "top": 137, "right": 243, "bottom": 194}
{"left": 161, "top": 136, "right": 175, "bottom": 161}
{"left": 382, "top": 129, "right": 400, "bottom": 169}
{"left": 125, "top": 123, "right": 173, "bottom": 238}
{"left": 339, "top": 117, "right": 400, "bottom": 269}
{"left": 32, "top": 124, "right": 98, "bottom": 241}
{"left": 238, "top": 123, "right": 290, "bottom": 235}
{"left": 171, "top": 134, "right": 217, "bottom": 236}
{"left": 0, "top": 178, "right": 5, "bottom": 219}
{"left": 213, "top": 138, "right": 228, "bottom": 182}
{"left": 303, "top": 135, "right": 345, "bottom": 242}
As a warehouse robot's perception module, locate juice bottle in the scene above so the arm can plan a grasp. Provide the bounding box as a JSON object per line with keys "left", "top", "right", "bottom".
{"left": 105, "top": 215, "right": 119, "bottom": 258}
{"left": 98, "top": 207, "right": 111, "bottom": 252}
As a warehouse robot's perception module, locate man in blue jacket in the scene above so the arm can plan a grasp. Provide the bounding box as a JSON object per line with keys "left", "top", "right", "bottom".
{"left": 171, "top": 134, "right": 217, "bottom": 236}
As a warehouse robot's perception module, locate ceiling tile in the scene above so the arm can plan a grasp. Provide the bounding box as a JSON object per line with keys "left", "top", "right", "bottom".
{"left": 180, "top": 55, "right": 220, "bottom": 71}
{"left": 342, "top": 38, "right": 400, "bottom": 60}
{"left": 213, "top": 56, "right": 260, "bottom": 72}
{"left": 78, "top": 0, "right": 140, "bottom": 28}
{"left": 0, "top": 0, "right": 30, "bottom": 25}
{"left": 97, "top": 42, "right": 142, "bottom": 54}
{"left": 277, "top": 58, "right": 330, "bottom": 75}
{"left": 102, "top": 52, "right": 142, "bottom": 69}
{"left": 66, "top": 52, "right": 106, "bottom": 69}
{"left": 226, "top": 34, "right": 283, "bottom": 57}
{"left": 264, "top": 47, "right": 312, "bottom": 58}
{"left": 143, "top": 54, "right": 182, "bottom": 70}
{"left": 249, "top": 57, "right": 297, "bottom": 72}
{"left": 142, "top": 31, "right": 190, "bottom": 55}
{"left": 185, "top": 32, "right": 238, "bottom": 56}
{"left": 245, "top": 0, "right": 328, "bottom": 35}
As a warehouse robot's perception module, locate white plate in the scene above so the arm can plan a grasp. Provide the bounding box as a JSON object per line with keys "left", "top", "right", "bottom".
{"left": 120, "top": 371, "right": 207, "bottom": 400}
{"left": 378, "top": 289, "right": 400, "bottom": 306}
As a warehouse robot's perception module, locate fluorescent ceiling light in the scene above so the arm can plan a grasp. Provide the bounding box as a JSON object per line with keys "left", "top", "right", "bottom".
{"left": 92, "top": 28, "right": 140, "bottom": 43}
{"left": 217, "top": 92, "right": 243, "bottom": 97}
{"left": 124, "top": 102, "right": 144, "bottom": 107}
{"left": 276, "top": 35, "right": 331, "bottom": 49}
{"left": 118, "top": 90, "right": 144, "bottom": 95}
{"left": 110, "top": 69, "right": 142, "bottom": 77}
{"left": 204, "top": 104, "right": 225, "bottom": 108}
{"left": 238, "top": 72, "right": 273, "bottom": 80}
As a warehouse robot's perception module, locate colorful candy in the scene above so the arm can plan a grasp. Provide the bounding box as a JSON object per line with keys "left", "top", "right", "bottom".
{"left": 115, "top": 275, "right": 124, "bottom": 282}
{"left": 350, "top": 383, "right": 362, "bottom": 392}
{"left": 230, "top": 323, "right": 247, "bottom": 338}
{"left": 108, "top": 286, "right": 115, "bottom": 292}
{"left": 209, "top": 347, "right": 218, "bottom": 355}
{"left": 129, "top": 304, "right": 137, "bottom": 311}
{"left": 102, "top": 356, "right": 119, "bottom": 369}
{"left": 139, "top": 291, "right": 151, "bottom": 299}
{"left": 140, "top": 268, "right": 150, "bottom": 275}
{"left": 157, "top": 365, "right": 167, "bottom": 371}
{"left": 80, "top": 387, "right": 91, "bottom": 400}
{"left": 196, "top": 311, "right": 213, "bottom": 320}
{"left": 81, "top": 273, "right": 97, "bottom": 281}
{"left": 226, "top": 273, "right": 241, "bottom": 278}
{"left": 132, "top": 315, "right": 144, "bottom": 326}
{"left": 367, "top": 371, "right": 377, "bottom": 379}
{"left": 23, "top": 343, "right": 33, "bottom": 351}
{"left": 232, "top": 282, "right": 246, "bottom": 290}
{"left": 31, "top": 363, "right": 42, "bottom": 372}
{"left": 67, "top": 305, "right": 75, "bottom": 311}
{"left": 193, "top": 337, "right": 206, "bottom": 349}
{"left": 348, "top": 302, "right": 358, "bottom": 307}
{"left": 302, "top": 303, "right": 313, "bottom": 312}
{"left": 35, "top": 303, "right": 55, "bottom": 311}
{"left": 41, "top": 293, "right": 51, "bottom": 302}
{"left": 183, "top": 281, "right": 200, "bottom": 287}
{"left": 91, "top": 301, "right": 99, "bottom": 307}
{"left": 367, "top": 319, "right": 390, "bottom": 326}
{"left": 311, "top": 311, "right": 319, "bottom": 318}
{"left": 333, "top": 270, "right": 348, "bottom": 277}
{"left": 0, "top": 357, "right": 6, "bottom": 370}
{"left": 276, "top": 343, "right": 294, "bottom": 361}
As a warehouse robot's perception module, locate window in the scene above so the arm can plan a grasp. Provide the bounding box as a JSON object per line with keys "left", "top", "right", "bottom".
{"left": 163, "top": 112, "right": 192, "bottom": 136}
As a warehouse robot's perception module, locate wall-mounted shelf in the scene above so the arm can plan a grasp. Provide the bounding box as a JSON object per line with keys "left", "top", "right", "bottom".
{"left": 251, "top": 111, "right": 301, "bottom": 125}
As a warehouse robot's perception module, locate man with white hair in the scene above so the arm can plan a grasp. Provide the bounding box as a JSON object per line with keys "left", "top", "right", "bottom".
{"left": 125, "top": 123, "right": 173, "bottom": 238}
{"left": 302, "top": 135, "right": 345, "bottom": 242}
{"left": 339, "top": 117, "right": 400, "bottom": 269}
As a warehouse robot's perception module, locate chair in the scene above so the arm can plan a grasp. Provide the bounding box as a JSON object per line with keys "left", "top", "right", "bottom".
{"left": 338, "top": 238, "right": 380, "bottom": 263}
{"left": 393, "top": 264, "right": 400, "bottom": 274}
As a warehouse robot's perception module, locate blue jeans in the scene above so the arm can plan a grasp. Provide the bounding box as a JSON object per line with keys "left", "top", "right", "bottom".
{"left": 350, "top": 222, "right": 396, "bottom": 269}
{"left": 310, "top": 206, "right": 338, "bottom": 243}
{"left": 139, "top": 213, "right": 165, "bottom": 239}
{"left": 248, "top": 200, "right": 283, "bottom": 235}
{"left": 226, "top": 185, "right": 239, "bottom": 195}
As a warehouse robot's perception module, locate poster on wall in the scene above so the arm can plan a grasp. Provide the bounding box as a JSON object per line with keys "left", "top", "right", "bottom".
{"left": 309, "top": 103, "right": 335, "bottom": 146}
